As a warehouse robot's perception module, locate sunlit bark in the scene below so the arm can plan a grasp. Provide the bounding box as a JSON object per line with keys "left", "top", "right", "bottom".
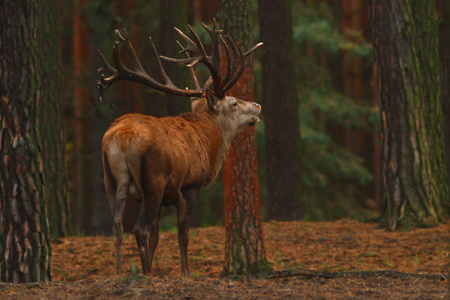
{"left": 220, "top": 0, "right": 269, "bottom": 275}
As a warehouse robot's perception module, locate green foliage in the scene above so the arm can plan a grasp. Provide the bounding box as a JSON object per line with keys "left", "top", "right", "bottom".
{"left": 292, "top": 1, "right": 379, "bottom": 221}
{"left": 293, "top": 2, "right": 372, "bottom": 58}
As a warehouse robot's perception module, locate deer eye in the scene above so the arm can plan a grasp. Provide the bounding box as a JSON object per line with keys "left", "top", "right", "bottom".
{"left": 232, "top": 102, "right": 238, "bottom": 107}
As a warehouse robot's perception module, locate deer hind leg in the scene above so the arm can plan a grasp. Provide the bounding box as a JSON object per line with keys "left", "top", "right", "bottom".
{"left": 112, "top": 184, "right": 128, "bottom": 276}
{"left": 103, "top": 152, "right": 130, "bottom": 277}
{"left": 133, "top": 185, "right": 163, "bottom": 276}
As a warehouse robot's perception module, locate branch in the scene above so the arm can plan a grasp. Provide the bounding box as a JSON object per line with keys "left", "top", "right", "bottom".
{"left": 228, "top": 268, "right": 448, "bottom": 281}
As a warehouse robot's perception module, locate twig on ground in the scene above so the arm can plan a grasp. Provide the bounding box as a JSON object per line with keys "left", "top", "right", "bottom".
{"left": 228, "top": 268, "right": 448, "bottom": 281}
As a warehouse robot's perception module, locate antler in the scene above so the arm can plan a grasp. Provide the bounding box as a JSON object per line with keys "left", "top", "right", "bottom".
{"left": 97, "top": 29, "right": 204, "bottom": 102}
{"left": 221, "top": 35, "right": 263, "bottom": 94}
{"left": 97, "top": 20, "right": 263, "bottom": 101}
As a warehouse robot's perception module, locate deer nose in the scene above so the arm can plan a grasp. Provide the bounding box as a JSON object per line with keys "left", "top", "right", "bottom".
{"left": 253, "top": 102, "right": 261, "bottom": 108}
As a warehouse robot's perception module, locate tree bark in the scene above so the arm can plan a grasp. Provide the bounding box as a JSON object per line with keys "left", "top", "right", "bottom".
{"left": 258, "top": 0, "right": 302, "bottom": 220}
{"left": 220, "top": 0, "right": 270, "bottom": 275}
{"left": 72, "top": 0, "right": 92, "bottom": 234}
{"left": 37, "top": 0, "right": 69, "bottom": 237}
{"left": 0, "top": 0, "right": 52, "bottom": 282}
{"left": 436, "top": 0, "right": 450, "bottom": 195}
{"left": 368, "top": 0, "right": 449, "bottom": 230}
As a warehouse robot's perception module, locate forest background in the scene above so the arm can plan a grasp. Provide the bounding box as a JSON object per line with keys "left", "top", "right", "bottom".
{"left": 2, "top": 0, "right": 449, "bottom": 237}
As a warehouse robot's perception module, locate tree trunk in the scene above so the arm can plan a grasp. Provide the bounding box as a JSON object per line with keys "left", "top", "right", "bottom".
{"left": 160, "top": 0, "right": 190, "bottom": 117}
{"left": 436, "top": 0, "right": 450, "bottom": 193}
{"left": 37, "top": 0, "right": 69, "bottom": 237}
{"left": 368, "top": 0, "right": 449, "bottom": 230}
{"left": 220, "top": 0, "right": 270, "bottom": 275}
{"left": 0, "top": 0, "right": 52, "bottom": 282}
{"left": 72, "top": 0, "right": 92, "bottom": 234}
{"left": 340, "top": 0, "right": 378, "bottom": 210}
{"left": 88, "top": 0, "right": 116, "bottom": 235}
{"left": 258, "top": 0, "right": 302, "bottom": 220}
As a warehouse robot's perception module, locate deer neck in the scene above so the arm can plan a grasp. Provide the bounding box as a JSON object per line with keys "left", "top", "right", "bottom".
{"left": 188, "top": 102, "right": 231, "bottom": 163}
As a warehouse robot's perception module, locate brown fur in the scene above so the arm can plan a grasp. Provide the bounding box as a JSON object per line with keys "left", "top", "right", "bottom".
{"left": 103, "top": 93, "right": 261, "bottom": 277}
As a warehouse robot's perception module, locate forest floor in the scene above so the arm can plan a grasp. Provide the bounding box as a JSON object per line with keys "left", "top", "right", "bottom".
{"left": 0, "top": 219, "right": 448, "bottom": 299}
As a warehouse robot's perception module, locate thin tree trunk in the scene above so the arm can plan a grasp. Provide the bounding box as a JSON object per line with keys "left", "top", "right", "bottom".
{"left": 220, "top": 0, "right": 269, "bottom": 275}
{"left": 368, "top": 0, "right": 449, "bottom": 230}
{"left": 258, "top": 0, "right": 302, "bottom": 220}
{"left": 72, "top": 0, "right": 92, "bottom": 234}
{"left": 88, "top": 0, "right": 116, "bottom": 235}
{"left": 341, "top": 0, "right": 376, "bottom": 208}
{"left": 37, "top": 0, "right": 69, "bottom": 237}
{"left": 372, "top": 64, "right": 383, "bottom": 213}
{"left": 0, "top": 0, "right": 51, "bottom": 282}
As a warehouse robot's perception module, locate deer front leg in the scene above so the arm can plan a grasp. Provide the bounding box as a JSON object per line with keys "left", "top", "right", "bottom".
{"left": 177, "top": 189, "right": 196, "bottom": 277}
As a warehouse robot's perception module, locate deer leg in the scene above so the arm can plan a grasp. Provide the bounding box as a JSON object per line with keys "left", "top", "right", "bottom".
{"left": 146, "top": 208, "right": 161, "bottom": 273}
{"left": 134, "top": 194, "right": 162, "bottom": 276}
{"left": 103, "top": 151, "right": 131, "bottom": 277}
{"left": 112, "top": 185, "right": 127, "bottom": 277}
{"left": 177, "top": 188, "right": 196, "bottom": 277}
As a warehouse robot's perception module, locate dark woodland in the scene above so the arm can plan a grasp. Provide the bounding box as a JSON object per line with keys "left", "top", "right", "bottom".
{"left": 0, "top": 0, "right": 448, "bottom": 298}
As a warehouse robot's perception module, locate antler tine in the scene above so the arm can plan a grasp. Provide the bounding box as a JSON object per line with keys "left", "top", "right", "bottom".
{"left": 220, "top": 35, "right": 245, "bottom": 93}
{"left": 148, "top": 36, "right": 177, "bottom": 88}
{"left": 244, "top": 42, "right": 264, "bottom": 57}
{"left": 220, "top": 35, "right": 234, "bottom": 86}
{"left": 200, "top": 19, "right": 223, "bottom": 69}
{"left": 97, "top": 41, "right": 125, "bottom": 98}
{"left": 176, "top": 40, "right": 200, "bottom": 90}
{"left": 222, "top": 40, "right": 245, "bottom": 93}
{"left": 97, "top": 49, "right": 116, "bottom": 76}
{"left": 221, "top": 35, "right": 264, "bottom": 94}
{"left": 160, "top": 27, "right": 201, "bottom": 66}
{"left": 186, "top": 25, "right": 209, "bottom": 63}
{"left": 117, "top": 29, "right": 146, "bottom": 73}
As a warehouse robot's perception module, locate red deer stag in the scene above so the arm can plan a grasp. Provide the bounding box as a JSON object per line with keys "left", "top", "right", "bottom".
{"left": 97, "top": 21, "right": 262, "bottom": 277}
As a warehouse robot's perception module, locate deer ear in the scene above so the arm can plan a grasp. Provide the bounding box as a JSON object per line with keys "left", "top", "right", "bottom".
{"left": 206, "top": 89, "right": 220, "bottom": 110}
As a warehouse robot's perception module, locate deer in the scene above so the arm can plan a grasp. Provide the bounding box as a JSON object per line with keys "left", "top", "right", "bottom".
{"left": 96, "top": 20, "right": 263, "bottom": 278}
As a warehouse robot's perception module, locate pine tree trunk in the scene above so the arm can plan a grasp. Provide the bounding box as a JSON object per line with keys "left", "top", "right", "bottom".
{"left": 368, "top": 0, "right": 449, "bottom": 230}
{"left": 0, "top": 0, "right": 52, "bottom": 282}
{"left": 436, "top": 0, "right": 450, "bottom": 194}
{"left": 258, "top": 0, "right": 302, "bottom": 220}
{"left": 37, "top": 0, "right": 69, "bottom": 237}
{"left": 341, "top": 0, "right": 377, "bottom": 209}
{"left": 72, "top": 0, "right": 92, "bottom": 234}
{"left": 220, "top": 0, "right": 269, "bottom": 275}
